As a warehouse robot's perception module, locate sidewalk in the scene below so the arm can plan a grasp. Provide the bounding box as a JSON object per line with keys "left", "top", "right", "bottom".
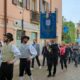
{"left": 13, "top": 56, "right": 80, "bottom": 80}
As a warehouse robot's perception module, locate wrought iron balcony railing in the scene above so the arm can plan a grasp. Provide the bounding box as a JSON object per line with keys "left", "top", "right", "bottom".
{"left": 30, "top": 11, "right": 40, "bottom": 24}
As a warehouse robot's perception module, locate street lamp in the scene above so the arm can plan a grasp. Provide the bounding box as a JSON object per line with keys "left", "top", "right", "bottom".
{"left": 20, "top": 9, "right": 24, "bottom": 36}
{"left": 19, "top": 2, "right": 24, "bottom": 37}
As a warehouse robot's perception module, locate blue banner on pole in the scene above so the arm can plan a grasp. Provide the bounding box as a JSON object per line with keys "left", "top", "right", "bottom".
{"left": 40, "top": 12, "right": 56, "bottom": 39}
{"left": 63, "top": 26, "right": 69, "bottom": 33}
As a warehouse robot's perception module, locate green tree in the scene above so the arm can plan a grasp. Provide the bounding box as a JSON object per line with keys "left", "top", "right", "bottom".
{"left": 62, "top": 16, "right": 76, "bottom": 43}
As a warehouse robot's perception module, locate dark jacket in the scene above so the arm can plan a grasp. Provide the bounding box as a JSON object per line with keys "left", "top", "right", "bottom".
{"left": 50, "top": 43, "right": 59, "bottom": 57}
{"left": 46, "top": 43, "right": 59, "bottom": 64}
{"left": 66, "top": 47, "right": 72, "bottom": 58}
{"left": 42, "top": 46, "right": 48, "bottom": 56}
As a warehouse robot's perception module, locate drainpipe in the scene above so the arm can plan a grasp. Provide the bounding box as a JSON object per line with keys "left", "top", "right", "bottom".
{"left": 4, "top": 0, "right": 7, "bottom": 35}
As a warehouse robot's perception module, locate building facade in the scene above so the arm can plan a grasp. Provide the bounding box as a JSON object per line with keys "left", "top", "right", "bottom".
{"left": 0, "top": 0, "right": 62, "bottom": 46}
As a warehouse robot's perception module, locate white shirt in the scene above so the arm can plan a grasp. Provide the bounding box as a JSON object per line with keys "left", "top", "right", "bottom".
{"left": 19, "top": 44, "right": 37, "bottom": 59}
{"left": 1, "top": 43, "right": 21, "bottom": 63}
{"left": 29, "top": 44, "right": 37, "bottom": 58}
{"left": 11, "top": 45, "right": 21, "bottom": 57}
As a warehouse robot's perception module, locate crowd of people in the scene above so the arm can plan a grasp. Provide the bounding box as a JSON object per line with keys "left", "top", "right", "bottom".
{"left": 42, "top": 41, "right": 80, "bottom": 77}
{"left": 0, "top": 33, "right": 80, "bottom": 80}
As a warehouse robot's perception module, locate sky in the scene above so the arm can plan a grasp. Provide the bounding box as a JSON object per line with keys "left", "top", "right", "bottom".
{"left": 62, "top": 0, "right": 80, "bottom": 23}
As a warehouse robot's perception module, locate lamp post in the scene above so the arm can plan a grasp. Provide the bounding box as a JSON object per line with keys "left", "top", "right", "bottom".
{"left": 21, "top": 10, "right": 24, "bottom": 36}
{"left": 22, "top": 18, "right": 23, "bottom": 33}
{"left": 20, "top": 2, "right": 24, "bottom": 36}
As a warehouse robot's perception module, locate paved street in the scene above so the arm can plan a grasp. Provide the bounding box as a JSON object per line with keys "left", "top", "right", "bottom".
{"left": 13, "top": 57, "right": 80, "bottom": 80}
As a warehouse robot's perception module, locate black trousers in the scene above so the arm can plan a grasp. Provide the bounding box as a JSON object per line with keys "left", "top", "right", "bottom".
{"left": 32, "top": 55, "right": 41, "bottom": 68}
{"left": 47, "top": 58, "right": 58, "bottom": 76}
{"left": 42, "top": 55, "right": 47, "bottom": 66}
{"left": 0, "top": 62, "right": 13, "bottom": 80}
{"left": 60, "top": 56, "right": 67, "bottom": 70}
{"left": 19, "top": 59, "right": 31, "bottom": 77}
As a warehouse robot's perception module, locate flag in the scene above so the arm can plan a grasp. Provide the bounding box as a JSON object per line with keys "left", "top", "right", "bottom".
{"left": 40, "top": 12, "right": 56, "bottom": 39}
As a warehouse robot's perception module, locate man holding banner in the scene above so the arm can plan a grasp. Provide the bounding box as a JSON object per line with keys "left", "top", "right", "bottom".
{"left": 40, "top": 0, "right": 58, "bottom": 77}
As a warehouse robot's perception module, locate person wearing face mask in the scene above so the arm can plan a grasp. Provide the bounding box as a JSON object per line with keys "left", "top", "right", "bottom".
{"left": 31, "top": 39, "right": 41, "bottom": 70}
{"left": 19, "top": 36, "right": 37, "bottom": 80}
{"left": 0, "top": 33, "right": 21, "bottom": 80}
{"left": 47, "top": 39, "right": 59, "bottom": 77}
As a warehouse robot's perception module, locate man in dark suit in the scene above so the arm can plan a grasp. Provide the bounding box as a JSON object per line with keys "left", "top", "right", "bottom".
{"left": 47, "top": 39, "right": 59, "bottom": 77}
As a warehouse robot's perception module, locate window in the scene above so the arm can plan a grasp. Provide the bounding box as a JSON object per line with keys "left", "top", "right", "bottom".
{"left": 16, "top": 30, "right": 25, "bottom": 40}
{"left": 26, "top": 0, "right": 30, "bottom": 9}
{"left": 31, "top": 32, "right": 37, "bottom": 41}
{"left": 16, "top": 30, "right": 22, "bottom": 40}
{"left": 12, "top": 0, "right": 23, "bottom": 7}
{"left": 23, "top": 0, "right": 30, "bottom": 9}
{"left": 12, "top": 0, "right": 30, "bottom": 10}
{"left": 43, "top": 0, "right": 48, "bottom": 12}
{"left": 18, "top": 0, "right": 23, "bottom": 7}
{"left": 12, "top": 0, "right": 18, "bottom": 5}
{"left": 32, "top": 0, "right": 37, "bottom": 11}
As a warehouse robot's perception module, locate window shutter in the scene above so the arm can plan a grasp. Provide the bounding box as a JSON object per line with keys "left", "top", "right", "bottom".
{"left": 12, "top": 0, "right": 18, "bottom": 5}
{"left": 43, "top": 0, "right": 45, "bottom": 4}
{"left": 26, "top": 0, "right": 30, "bottom": 10}
{"left": 23, "top": 0, "right": 26, "bottom": 8}
{"left": 30, "top": 0, "right": 32, "bottom": 10}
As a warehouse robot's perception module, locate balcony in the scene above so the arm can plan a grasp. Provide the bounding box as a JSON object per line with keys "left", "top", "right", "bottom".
{"left": 30, "top": 11, "right": 40, "bottom": 24}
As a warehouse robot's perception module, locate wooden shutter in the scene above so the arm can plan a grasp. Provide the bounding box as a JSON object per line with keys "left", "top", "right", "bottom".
{"left": 26, "top": 0, "right": 30, "bottom": 10}
{"left": 23, "top": 0, "right": 26, "bottom": 8}
{"left": 43, "top": 0, "right": 45, "bottom": 4}
{"left": 12, "top": 0, "right": 18, "bottom": 5}
{"left": 30, "top": 0, "right": 32, "bottom": 10}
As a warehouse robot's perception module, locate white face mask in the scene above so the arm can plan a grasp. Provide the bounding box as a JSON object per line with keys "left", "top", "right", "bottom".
{"left": 47, "top": 45, "right": 51, "bottom": 52}
{"left": 48, "top": 42, "right": 51, "bottom": 45}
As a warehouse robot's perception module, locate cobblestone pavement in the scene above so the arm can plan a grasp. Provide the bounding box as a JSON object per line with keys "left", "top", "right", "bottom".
{"left": 13, "top": 58, "right": 80, "bottom": 80}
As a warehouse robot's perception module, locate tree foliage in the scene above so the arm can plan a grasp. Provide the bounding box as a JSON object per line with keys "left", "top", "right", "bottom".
{"left": 62, "top": 16, "right": 76, "bottom": 43}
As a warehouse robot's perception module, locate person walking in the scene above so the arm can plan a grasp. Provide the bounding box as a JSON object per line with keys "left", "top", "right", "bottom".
{"left": 0, "top": 33, "right": 21, "bottom": 80}
{"left": 19, "top": 36, "right": 37, "bottom": 80}
{"left": 42, "top": 42, "right": 48, "bottom": 66}
{"left": 65, "top": 44, "right": 73, "bottom": 64}
{"left": 31, "top": 39, "right": 41, "bottom": 69}
{"left": 67, "top": 44, "right": 73, "bottom": 64}
{"left": 72, "top": 43, "right": 79, "bottom": 67}
{"left": 47, "top": 40, "right": 59, "bottom": 77}
{"left": 59, "top": 44, "right": 67, "bottom": 71}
